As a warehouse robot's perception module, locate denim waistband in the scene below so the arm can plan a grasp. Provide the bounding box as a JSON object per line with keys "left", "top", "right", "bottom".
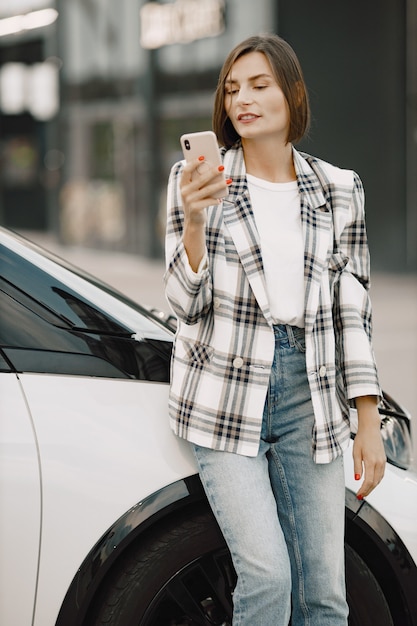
{"left": 272, "top": 323, "right": 305, "bottom": 344}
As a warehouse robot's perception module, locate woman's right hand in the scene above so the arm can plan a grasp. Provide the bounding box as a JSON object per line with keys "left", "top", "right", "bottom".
{"left": 180, "top": 157, "right": 231, "bottom": 272}
{"left": 180, "top": 157, "right": 229, "bottom": 226}
{"left": 179, "top": 156, "right": 229, "bottom": 273}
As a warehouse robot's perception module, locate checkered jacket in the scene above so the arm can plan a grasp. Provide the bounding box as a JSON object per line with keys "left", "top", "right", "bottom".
{"left": 164, "top": 143, "right": 381, "bottom": 463}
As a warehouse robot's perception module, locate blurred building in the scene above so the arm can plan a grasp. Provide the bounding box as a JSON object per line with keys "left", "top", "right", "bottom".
{"left": 0, "top": 0, "right": 59, "bottom": 231}
{"left": 56, "top": 0, "right": 276, "bottom": 257}
{"left": 0, "top": 0, "right": 416, "bottom": 271}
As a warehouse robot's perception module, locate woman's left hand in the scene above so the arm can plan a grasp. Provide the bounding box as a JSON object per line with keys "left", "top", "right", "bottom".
{"left": 353, "top": 396, "right": 386, "bottom": 500}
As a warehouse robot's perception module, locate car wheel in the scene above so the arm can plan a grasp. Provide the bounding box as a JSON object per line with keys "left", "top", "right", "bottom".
{"left": 89, "top": 507, "right": 235, "bottom": 626}
{"left": 90, "top": 509, "right": 393, "bottom": 626}
{"left": 346, "top": 543, "right": 393, "bottom": 626}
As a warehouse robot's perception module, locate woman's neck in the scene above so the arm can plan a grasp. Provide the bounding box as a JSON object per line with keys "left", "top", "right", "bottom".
{"left": 242, "top": 138, "right": 296, "bottom": 183}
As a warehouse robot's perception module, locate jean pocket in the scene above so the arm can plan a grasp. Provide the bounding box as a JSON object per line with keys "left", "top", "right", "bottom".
{"left": 294, "top": 335, "right": 306, "bottom": 353}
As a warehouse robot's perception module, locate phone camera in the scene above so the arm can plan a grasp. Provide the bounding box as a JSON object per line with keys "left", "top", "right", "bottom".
{"left": 184, "top": 139, "right": 190, "bottom": 150}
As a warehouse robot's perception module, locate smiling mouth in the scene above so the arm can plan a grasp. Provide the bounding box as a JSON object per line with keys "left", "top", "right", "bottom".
{"left": 237, "top": 114, "right": 259, "bottom": 121}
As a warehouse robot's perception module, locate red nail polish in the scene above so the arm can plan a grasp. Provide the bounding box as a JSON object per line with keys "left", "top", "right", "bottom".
{"left": 355, "top": 473, "right": 361, "bottom": 481}
{"left": 357, "top": 494, "right": 364, "bottom": 500}
{"left": 198, "top": 156, "right": 205, "bottom": 161}
{"left": 218, "top": 165, "right": 225, "bottom": 171}
{"left": 226, "top": 178, "right": 233, "bottom": 184}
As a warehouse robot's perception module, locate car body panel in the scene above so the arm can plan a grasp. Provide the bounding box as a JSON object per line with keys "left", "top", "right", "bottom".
{"left": 15, "top": 373, "right": 196, "bottom": 626}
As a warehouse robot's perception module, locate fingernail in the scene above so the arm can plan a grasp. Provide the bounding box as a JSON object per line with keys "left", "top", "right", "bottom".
{"left": 198, "top": 155, "right": 205, "bottom": 161}
{"left": 218, "top": 165, "right": 225, "bottom": 171}
{"left": 355, "top": 474, "right": 361, "bottom": 481}
{"left": 357, "top": 494, "right": 364, "bottom": 500}
{"left": 226, "top": 178, "right": 233, "bottom": 184}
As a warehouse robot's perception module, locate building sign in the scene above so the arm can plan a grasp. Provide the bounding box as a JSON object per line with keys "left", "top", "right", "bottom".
{"left": 140, "top": 0, "right": 225, "bottom": 49}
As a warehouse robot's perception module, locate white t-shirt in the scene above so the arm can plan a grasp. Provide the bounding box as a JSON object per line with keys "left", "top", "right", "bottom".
{"left": 247, "top": 173, "right": 305, "bottom": 328}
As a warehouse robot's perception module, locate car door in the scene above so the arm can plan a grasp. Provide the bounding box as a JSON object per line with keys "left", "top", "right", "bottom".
{"left": 0, "top": 366, "right": 41, "bottom": 626}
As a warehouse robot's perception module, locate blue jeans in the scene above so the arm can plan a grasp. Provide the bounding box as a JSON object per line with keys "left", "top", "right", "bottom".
{"left": 193, "top": 325, "right": 348, "bottom": 626}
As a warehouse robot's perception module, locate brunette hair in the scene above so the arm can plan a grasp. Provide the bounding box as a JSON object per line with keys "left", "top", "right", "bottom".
{"left": 213, "top": 34, "right": 310, "bottom": 148}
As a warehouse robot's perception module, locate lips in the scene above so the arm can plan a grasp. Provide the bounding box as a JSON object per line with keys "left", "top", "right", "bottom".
{"left": 237, "top": 113, "right": 259, "bottom": 121}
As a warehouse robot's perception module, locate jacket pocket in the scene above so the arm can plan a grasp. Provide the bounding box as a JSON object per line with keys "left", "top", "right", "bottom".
{"left": 328, "top": 251, "right": 349, "bottom": 273}
{"left": 177, "top": 338, "right": 214, "bottom": 366}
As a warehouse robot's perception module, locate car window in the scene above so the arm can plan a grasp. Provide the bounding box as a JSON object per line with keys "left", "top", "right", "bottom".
{"left": 0, "top": 240, "right": 172, "bottom": 338}
{"left": 1, "top": 246, "right": 131, "bottom": 334}
{"left": 0, "top": 350, "right": 12, "bottom": 372}
{"left": 0, "top": 240, "right": 173, "bottom": 381}
{"left": 0, "top": 281, "right": 172, "bottom": 381}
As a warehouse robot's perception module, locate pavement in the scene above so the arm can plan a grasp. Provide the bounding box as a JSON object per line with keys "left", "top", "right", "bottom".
{"left": 21, "top": 231, "right": 417, "bottom": 460}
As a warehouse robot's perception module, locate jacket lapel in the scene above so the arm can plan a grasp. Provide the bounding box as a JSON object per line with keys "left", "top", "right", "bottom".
{"left": 293, "top": 149, "right": 332, "bottom": 330}
{"left": 222, "top": 145, "right": 273, "bottom": 325}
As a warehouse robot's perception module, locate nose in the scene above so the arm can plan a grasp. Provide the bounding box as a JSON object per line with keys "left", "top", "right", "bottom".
{"left": 236, "top": 85, "right": 253, "bottom": 104}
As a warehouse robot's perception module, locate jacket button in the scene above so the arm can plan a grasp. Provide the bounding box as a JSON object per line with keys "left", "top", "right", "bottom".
{"left": 213, "top": 297, "right": 221, "bottom": 309}
{"left": 319, "top": 365, "right": 327, "bottom": 377}
{"left": 233, "top": 357, "right": 244, "bottom": 369}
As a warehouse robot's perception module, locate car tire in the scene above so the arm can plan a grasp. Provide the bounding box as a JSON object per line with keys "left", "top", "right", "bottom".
{"left": 89, "top": 506, "right": 235, "bottom": 626}
{"left": 90, "top": 508, "right": 393, "bottom": 626}
{"left": 345, "top": 543, "right": 393, "bottom": 626}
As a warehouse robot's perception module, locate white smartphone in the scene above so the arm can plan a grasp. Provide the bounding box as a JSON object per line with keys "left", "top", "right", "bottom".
{"left": 180, "top": 130, "right": 228, "bottom": 199}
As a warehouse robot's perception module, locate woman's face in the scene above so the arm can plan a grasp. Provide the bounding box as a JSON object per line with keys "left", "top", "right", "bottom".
{"left": 224, "top": 51, "right": 290, "bottom": 145}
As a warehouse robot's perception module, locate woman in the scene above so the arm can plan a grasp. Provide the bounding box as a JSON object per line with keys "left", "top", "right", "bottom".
{"left": 164, "top": 34, "right": 386, "bottom": 626}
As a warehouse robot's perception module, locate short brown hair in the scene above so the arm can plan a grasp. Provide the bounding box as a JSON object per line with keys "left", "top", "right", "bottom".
{"left": 213, "top": 34, "right": 310, "bottom": 148}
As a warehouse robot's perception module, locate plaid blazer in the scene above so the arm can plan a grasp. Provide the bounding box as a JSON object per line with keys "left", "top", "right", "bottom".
{"left": 164, "top": 143, "right": 381, "bottom": 463}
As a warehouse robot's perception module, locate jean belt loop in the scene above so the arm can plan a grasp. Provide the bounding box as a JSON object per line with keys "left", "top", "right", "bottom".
{"left": 286, "top": 324, "right": 296, "bottom": 347}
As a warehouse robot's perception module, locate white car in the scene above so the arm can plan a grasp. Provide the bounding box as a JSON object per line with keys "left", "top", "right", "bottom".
{"left": 0, "top": 227, "right": 416, "bottom": 626}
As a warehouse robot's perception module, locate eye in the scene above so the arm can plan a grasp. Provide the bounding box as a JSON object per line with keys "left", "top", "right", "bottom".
{"left": 254, "top": 85, "right": 267, "bottom": 90}
{"left": 225, "top": 88, "right": 239, "bottom": 95}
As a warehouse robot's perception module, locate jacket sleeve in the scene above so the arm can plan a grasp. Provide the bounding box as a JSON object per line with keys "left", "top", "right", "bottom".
{"left": 333, "top": 172, "right": 382, "bottom": 401}
{"left": 163, "top": 161, "right": 213, "bottom": 325}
